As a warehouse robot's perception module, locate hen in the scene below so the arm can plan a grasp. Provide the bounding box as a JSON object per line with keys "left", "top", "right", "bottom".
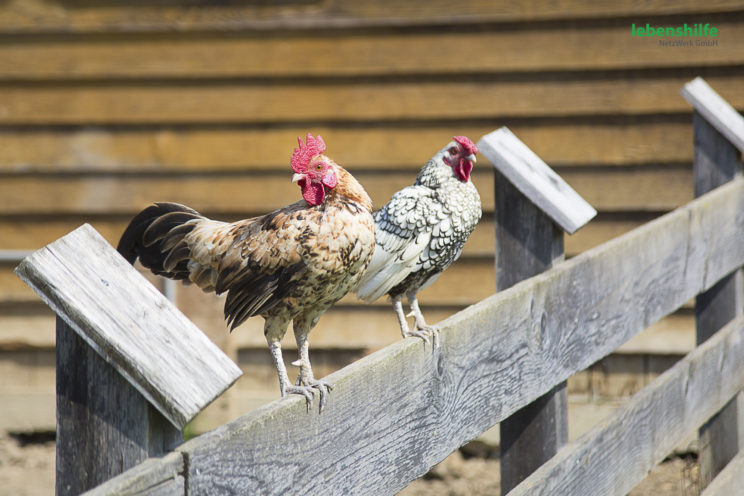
{"left": 117, "top": 134, "right": 375, "bottom": 411}
{"left": 355, "top": 136, "right": 481, "bottom": 347}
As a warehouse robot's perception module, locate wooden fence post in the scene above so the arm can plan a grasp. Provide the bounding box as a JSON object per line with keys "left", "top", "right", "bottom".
{"left": 682, "top": 77, "right": 744, "bottom": 489}
{"left": 15, "top": 224, "right": 242, "bottom": 495}
{"left": 478, "top": 128, "right": 596, "bottom": 494}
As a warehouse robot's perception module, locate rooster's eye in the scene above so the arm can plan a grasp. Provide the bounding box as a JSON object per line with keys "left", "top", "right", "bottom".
{"left": 315, "top": 163, "right": 323, "bottom": 170}
{"left": 449, "top": 147, "right": 458, "bottom": 155}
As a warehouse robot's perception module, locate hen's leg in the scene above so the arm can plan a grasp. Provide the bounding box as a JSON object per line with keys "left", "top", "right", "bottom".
{"left": 407, "top": 291, "right": 440, "bottom": 348}
{"left": 291, "top": 327, "right": 332, "bottom": 412}
{"left": 265, "top": 322, "right": 315, "bottom": 410}
{"left": 393, "top": 295, "right": 431, "bottom": 345}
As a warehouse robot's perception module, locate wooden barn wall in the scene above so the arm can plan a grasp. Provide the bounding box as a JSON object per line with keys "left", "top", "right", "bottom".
{"left": 1, "top": 0, "right": 743, "bottom": 432}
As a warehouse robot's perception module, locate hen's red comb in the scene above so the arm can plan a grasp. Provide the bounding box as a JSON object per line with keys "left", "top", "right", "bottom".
{"left": 454, "top": 136, "right": 478, "bottom": 156}
{"left": 291, "top": 133, "right": 326, "bottom": 173}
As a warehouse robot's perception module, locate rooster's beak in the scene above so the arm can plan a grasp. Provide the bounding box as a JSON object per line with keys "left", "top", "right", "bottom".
{"left": 466, "top": 154, "right": 477, "bottom": 164}
{"left": 292, "top": 173, "right": 305, "bottom": 183}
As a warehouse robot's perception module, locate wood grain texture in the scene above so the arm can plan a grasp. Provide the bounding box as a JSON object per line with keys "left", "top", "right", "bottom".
{"left": 692, "top": 109, "right": 744, "bottom": 489}
{"left": 700, "top": 452, "right": 744, "bottom": 496}
{"left": 98, "top": 178, "right": 744, "bottom": 495}
{"left": 682, "top": 77, "right": 744, "bottom": 153}
{"left": 509, "top": 315, "right": 744, "bottom": 496}
{"left": 0, "top": 0, "right": 740, "bottom": 33}
{"left": 493, "top": 166, "right": 569, "bottom": 494}
{"left": 14, "top": 224, "right": 242, "bottom": 428}
{"left": 82, "top": 452, "right": 185, "bottom": 496}
{"left": 0, "top": 212, "right": 650, "bottom": 259}
{"left": 0, "top": 167, "right": 693, "bottom": 216}
{"left": 56, "top": 318, "right": 182, "bottom": 495}
{"left": 3, "top": 21, "right": 744, "bottom": 80}
{"left": 0, "top": 76, "right": 742, "bottom": 125}
{"left": 480, "top": 127, "right": 596, "bottom": 234}
{"left": 0, "top": 122, "right": 696, "bottom": 173}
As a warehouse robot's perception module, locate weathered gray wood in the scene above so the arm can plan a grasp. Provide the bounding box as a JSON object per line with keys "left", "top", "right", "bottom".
{"left": 174, "top": 179, "right": 744, "bottom": 494}
{"left": 681, "top": 77, "right": 744, "bottom": 153}
{"left": 82, "top": 452, "right": 185, "bottom": 496}
{"left": 700, "top": 451, "right": 744, "bottom": 496}
{"left": 56, "top": 317, "right": 182, "bottom": 495}
{"left": 14, "top": 224, "right": 242, "bottom": 429}
{"left": 478, "top": 127, "right": 596, "bottom": 234}
{"left": 693, "top": 109, "right": 744, "bottom": 488}
{"left": 493, "top": 167, "right": 568, "bottom": 494}
{"left": 508, "top": 314, "right": 744, "bottom": 496}
{"left": 92, "top": 178, "right": 744, "bottom": 495}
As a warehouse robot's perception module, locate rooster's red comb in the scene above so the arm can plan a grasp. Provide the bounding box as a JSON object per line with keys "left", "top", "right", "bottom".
{"left": 291, "top": 133, "right": 327, "bottom": 173}
{"left": 454, "top": 136, "right": 478, "bottom": 156}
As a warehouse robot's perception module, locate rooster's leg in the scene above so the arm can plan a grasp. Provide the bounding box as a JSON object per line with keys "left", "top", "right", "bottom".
{"left": 266, "top": 333, "right": 315, "bottom": 410}
{"left": 406, "top": 292, "right": 440, "bottom": 349}
{"left": 393, "top": 296, "right": 432, "bottom": 346}
{"left": 291, "top": 327, "right": 332, "bottom": 412}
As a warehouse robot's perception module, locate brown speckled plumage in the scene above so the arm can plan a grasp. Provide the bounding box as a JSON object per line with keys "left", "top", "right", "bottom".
{"left": 118, "top": 145, "right": 374, "bottom": 411}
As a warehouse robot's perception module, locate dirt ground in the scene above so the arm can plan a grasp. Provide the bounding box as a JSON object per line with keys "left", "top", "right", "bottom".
{"left": 0, "top": 434, "right": 700, "bottom": 495}
{"left": 401, "top": 448, "right": 701, "bottom": 496}
{"left": 0, "top": 434, "right": 55, "bottom": 496}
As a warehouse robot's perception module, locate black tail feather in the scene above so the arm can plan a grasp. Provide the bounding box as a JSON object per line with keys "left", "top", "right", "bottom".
{"left": 117, "top": 202, "right": 203, "bottom": 280}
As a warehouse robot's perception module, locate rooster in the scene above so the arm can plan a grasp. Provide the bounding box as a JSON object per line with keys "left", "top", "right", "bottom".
{"left": 355, "top": 136, "right": 481, "bottom": 347}
{"left": 117, "top": 134, "right": 375, "bottom": 411}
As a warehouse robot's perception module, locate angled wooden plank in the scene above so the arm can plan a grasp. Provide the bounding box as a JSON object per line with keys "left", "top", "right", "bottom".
{"left": 701, "top": 451, "right": 744, "bottom": 496}
{"left": 681, "top": 77, "right": 744, "bottom": 152}
{"left": 508, "top": 315, "right": 744, "bottom": 496}
{"left": 14, "top": 224, "right": 242, "bottom": 428}
{"left": 479, "top": 127, "right": 596, "bottom": 233}
{"left": 159, "top": 178, "right": 743, "bottom": 495}
{"left": 82, "top": 452, "right": 185, "bottom": 496}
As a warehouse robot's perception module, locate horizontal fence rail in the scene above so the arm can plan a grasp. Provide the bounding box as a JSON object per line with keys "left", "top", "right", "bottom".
{"left": 510, "top": 313, "right": 744, "bottom": 495}
{"left": 87, "top": 176, "right": 744, "bottom": 495}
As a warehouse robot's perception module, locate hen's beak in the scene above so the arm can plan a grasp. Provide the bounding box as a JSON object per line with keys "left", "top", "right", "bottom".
{"left": 292, "top": 173, "right": 305, "bottom": 183}
{"left": 466, "top": 154, "right": 477, "bottom": 164}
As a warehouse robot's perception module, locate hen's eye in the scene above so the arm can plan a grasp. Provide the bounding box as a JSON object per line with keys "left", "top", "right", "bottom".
{"left": 449, "top": 147, "right": 458, "bottom": 155}
{"left": 315, "top": 163, "right": 323, "bottom": 170}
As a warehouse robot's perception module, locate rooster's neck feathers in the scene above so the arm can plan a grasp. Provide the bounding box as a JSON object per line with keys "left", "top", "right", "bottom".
{"left": 326, "top": 165, "right": 373, "bottom": 212}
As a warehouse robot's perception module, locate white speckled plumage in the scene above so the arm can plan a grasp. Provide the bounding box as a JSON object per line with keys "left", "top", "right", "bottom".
{"left": 356, "top": 137, "right": 482, "bottom": 344}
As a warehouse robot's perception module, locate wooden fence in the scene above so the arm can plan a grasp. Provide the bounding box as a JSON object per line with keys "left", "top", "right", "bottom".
{"left": 5, "top": 2, "right": 744, "bottom": 437}
{"left": 15, "top": 77, "right": 744, "bottom": 495}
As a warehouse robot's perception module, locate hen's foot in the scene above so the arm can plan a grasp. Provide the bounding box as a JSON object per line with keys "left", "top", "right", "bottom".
{"left": 402, "top": 328, "right": 434, "bottom": 346}
{"left": 412, "top": 323, "right": 440, "bottom": 349}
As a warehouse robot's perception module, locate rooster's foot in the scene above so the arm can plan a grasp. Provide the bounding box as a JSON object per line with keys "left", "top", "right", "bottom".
{"left": 307, "top": 378, "right": 332, "bottom": 412}
{"left": 294, "top": 373, "right": 333, "bottom": 412}
{"left": 282, "top": 385, "right": 316, "bottom": 411}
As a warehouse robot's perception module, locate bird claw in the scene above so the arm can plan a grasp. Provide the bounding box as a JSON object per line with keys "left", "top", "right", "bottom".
{"left": 403, "top": 328, "right": 432, "bottom": 346}
{"left": 298, "top": 377, "right": 333, "bottom": 413}
{"left": 310, "top": 379, "right": 332, "bottom": 412}
{"left": 283, "top": 384, "right": 316, "bottom": 411}
{"left": 412, "top": 324, "right": 441, "bottom": 349}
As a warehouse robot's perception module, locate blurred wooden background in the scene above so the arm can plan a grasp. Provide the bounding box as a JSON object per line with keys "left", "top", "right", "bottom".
{"left": 1, "top": 0, "right": 743, "bottom": 438}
